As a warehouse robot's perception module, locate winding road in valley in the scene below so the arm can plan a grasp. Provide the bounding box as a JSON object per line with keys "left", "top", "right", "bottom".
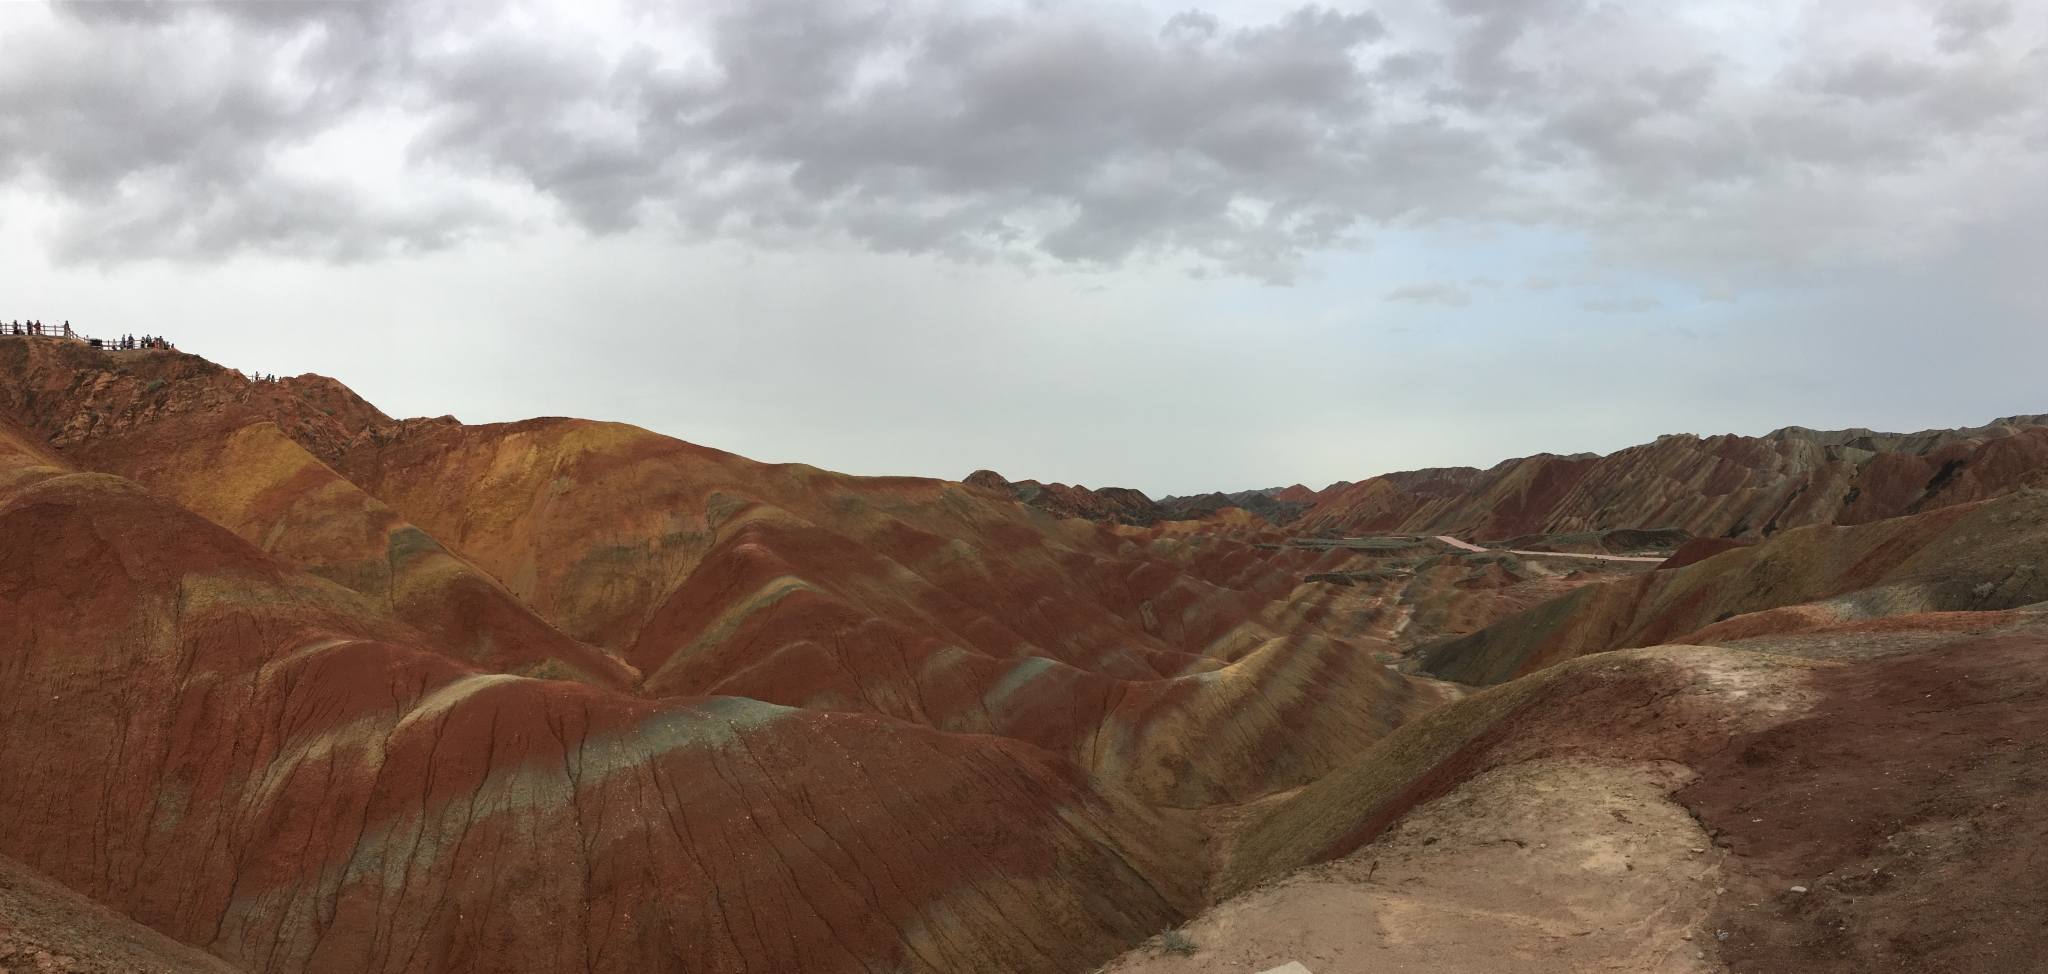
{"left": 1434, "top": 535, "right": 1669, "bottom": 563}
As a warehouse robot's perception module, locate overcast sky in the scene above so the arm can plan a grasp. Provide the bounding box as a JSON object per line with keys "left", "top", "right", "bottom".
{"left": 2, "top": 0, "right": 2043, "bottom": 495}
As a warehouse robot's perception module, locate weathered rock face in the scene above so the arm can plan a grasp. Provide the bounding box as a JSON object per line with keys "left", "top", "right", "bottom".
{"left": 0, "top": 338, "right": 632, "bottom": 688}
{"left": 0, "top": 335, "right": 1465, "bottom": 973}
{"left": 1298, "top": 420, "right": 2048, "bottom": 542}
{"left": 330, "top": 422, "right": 1453, "bottom": 807}
{"left": 0, "top": 471, "right": 1204, "bottom": 974}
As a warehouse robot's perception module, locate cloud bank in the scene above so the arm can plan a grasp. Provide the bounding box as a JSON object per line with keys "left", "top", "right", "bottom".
{"left": 1, "top": 0, "right": 2041, "bottom": 281}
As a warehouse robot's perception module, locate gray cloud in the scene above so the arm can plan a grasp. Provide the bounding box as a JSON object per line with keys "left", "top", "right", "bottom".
{"left": 1385, "top": 281, "right": 1469, "bottom": 306}
{"left": 1937, "top": 0, "right": 2015, "bottom": 51}
{"left": 1579, "top": 294, "right": 1661, "bottom": 314}
{"left": 0, "top": 0, "right": 2042, "bottom": 280}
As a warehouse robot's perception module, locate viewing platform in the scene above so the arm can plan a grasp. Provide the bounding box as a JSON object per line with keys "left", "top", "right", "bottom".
{"left": 4, "top": 320, "right": 175, "bottom": 350}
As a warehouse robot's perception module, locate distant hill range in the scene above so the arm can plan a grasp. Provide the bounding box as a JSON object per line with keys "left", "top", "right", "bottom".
{"left": 978, "top": 416, "right": 2048, "bottom": 541}
{"left": 1296, "top": 416, "right": 2048, "bottom": 541}
{"left": 961, "top": 472, "right": 1347, "bottom": 526}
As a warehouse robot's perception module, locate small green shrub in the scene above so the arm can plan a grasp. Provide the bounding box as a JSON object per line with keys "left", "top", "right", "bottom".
{"left": 144, "top": 378, "right": 165, "bottom": 393}
{"left": 1159, "top": 929, "right": 1197, "bottom": 956}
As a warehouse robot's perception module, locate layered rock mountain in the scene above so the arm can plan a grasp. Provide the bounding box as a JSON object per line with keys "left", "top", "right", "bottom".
{"left": 961, "top": 468, "right": 1200, "bottom": 526}
{"left": 963, "top": 474, "right": 1350, "bottom": 528}
{"left": 7, "top": 331, "right": 2048, "bottom": 974}
{"left": 1159, "top": 490, "right": 1313, "bottom": 525}
{"left": 2, "top": 336, "right": 1466, "bottom": 974}
{"left": 1416, "top": 485, "right": 2048, "bottom": 685}
{"left": 1297, "top": 418, "right": 2048, "bottom": 541}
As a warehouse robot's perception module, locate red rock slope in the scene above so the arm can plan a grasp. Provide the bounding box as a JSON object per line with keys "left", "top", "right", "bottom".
{"left": 1297, "top": 419, "right": 2048, "bottom": 541}
{"left": 328, "top": 416, "right": 1452, "bottom": 806}
{"left": 0, "top": 334, "right": 1467, "bottom": 973}
{"left": 0, "top": 338, "right": 633, "bottom": 687}
{"left": 0, "top": 461, "right": 1203, "bottom": 974}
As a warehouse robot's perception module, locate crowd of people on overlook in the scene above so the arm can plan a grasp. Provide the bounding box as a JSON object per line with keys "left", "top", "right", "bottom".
{"left": 5, "top": 319, "right": 176, "bottom": 351}
{"left": 92, "top": 334, "right": 174, "bottom": 351}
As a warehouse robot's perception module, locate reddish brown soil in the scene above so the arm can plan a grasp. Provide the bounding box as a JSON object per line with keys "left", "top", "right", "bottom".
{"left": 0, "top": 852, "right": 240, "bottom": 974}
{"left": 1678, "top": 631, "right": 2048, "bottom": 974}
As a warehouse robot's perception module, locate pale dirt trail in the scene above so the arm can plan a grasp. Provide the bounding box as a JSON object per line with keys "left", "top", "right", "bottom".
{"left": 1101, "top": 759, "right": 1727, "bottom": 974}
{"left": 1435, "top": 535, "right": 1668, "bottom": 563}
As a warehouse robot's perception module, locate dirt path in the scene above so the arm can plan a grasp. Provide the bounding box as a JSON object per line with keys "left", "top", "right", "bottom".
{"left": 1433, "top": 535, "right": 1667, "bottom": 563}
{"left": 1101, "top": 759, "right": 1726, "bottom": 974}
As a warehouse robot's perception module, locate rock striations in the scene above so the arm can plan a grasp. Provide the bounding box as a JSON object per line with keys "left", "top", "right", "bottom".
{"left": 5, "top": 330, "right": 2048, "bottom": 974}
{"left": 0, "top": 335, "right": 1449, "bottom": 974}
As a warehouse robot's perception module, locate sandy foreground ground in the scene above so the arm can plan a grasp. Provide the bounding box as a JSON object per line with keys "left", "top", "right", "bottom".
{"left": 0, "top": 851, "right": 240, "bottom": 974}
{"left": 1099, "top": 758, "right": 1729, "bottom": 974}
